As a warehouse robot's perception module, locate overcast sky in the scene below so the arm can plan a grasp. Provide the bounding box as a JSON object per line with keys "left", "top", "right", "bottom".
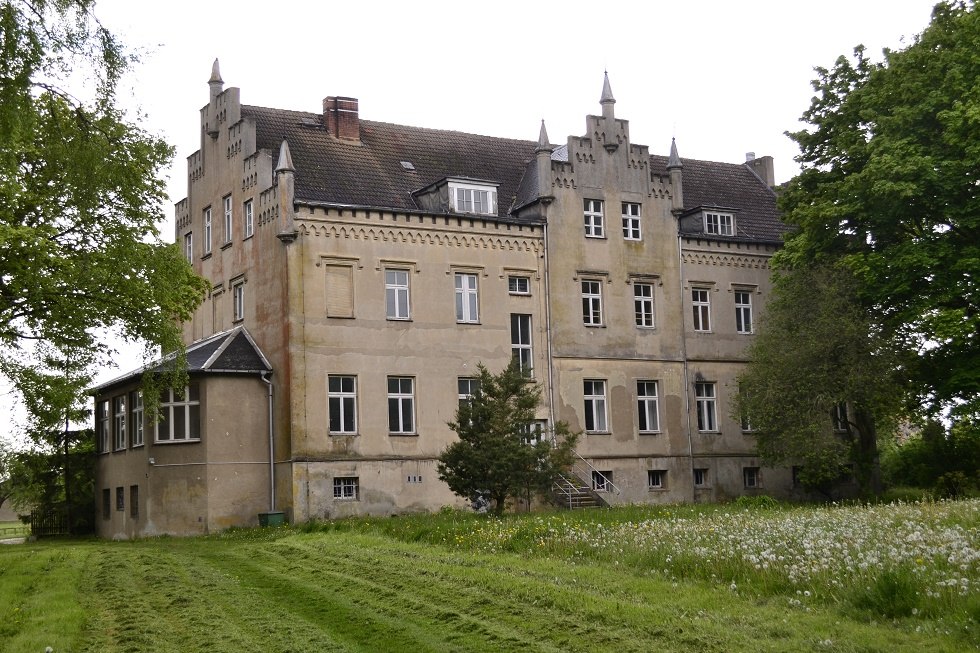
{"left": 0, "top": 1, "right": 944, "bottom": 433}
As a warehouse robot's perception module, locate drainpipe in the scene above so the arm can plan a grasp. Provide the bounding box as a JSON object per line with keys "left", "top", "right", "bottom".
{"left": 543, "top": 220, "right": 557, "bottom": 437}
{"left": 677, "top": 234, "right": 697, "bottom": 503}
{"left": 260, "top": 372, "right": 275, "bottom": 511}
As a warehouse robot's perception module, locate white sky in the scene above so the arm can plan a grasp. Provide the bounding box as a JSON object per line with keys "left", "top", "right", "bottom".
{"left": 0, "top": 0, "right": 942, "bottom": 436}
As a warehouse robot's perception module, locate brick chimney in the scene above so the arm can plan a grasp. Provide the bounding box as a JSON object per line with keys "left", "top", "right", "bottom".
{"left": 746, "top": 153, "right": 775, "bottom": 188}
{"left": 323, "top": 96, "right": 360, "bottom": 141}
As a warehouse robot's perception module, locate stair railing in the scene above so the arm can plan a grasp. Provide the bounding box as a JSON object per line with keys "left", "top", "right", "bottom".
{"left": 572, "top": 451, "right": 622, "bottom": 496}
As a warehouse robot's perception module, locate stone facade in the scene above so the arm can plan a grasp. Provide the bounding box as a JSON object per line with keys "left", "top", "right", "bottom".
{"left": 94, "top": 63, "right": 789, "bottom": 537}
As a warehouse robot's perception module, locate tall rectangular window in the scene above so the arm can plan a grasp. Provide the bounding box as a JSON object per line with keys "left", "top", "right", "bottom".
{"left": 97, "top": 400, "right": 110, "bottom": 453}
{"left": 832, "top": 403, "right": 848, "bottom": 432}
{"left": 156, "top": 385, "right": 201, "bottom": 442}
{"left": 328, "top": 375, "right": 357, "bottom": 434}
{"left": 458, "top": 377, "right": 480, "bottom": 409}
{"left": 130, "top": 485, "right": 139, "bottom": 518}
{"left": 116, "top": 486, "right": 124, "bottom": 511}
{"left": 582, "top": 280, "right": 603, "bottom": 326}
{"left": 738, "top": 384, "right": 753, "bottom": 432}
{"left": 113, "top": 395, "right": 127, "bottom": 450}
{"left": 694, "top": 468, "right": 708, "bottom": 487}
{"left": 511, "top": 314, "right": 532, "bottom": 374}
{"left": 735, "top": 290, "right": 753, "bottom": 334}
{"left": 333, "top": 477, "right": 359, "bottom": 500}
{"left": 203, "top": 207, "right": 212, "bottom": 254}
{"left": 695, "top": 382, "right": 717, "bottom": 432}
{"left": 183, "top": 232, "right": 193, "bottom": 262}
{"left": 743, "top": 467, "right": 761, "bottom": 488}
{"left": 129, "top": 390, "right": 144, "bottom": 447}
{"left": 243, "top": 199, "right": 254, "bottom": 238}
{"left": 584, "top": 199, "right": 604, "bottom": 238}
{"left": 584, "top": 379, "right": 608, "bottom": 432}
{"left": 637, "top": 380, "right": 660, "bottom": 433}
{"left": 325, "top": 264, "right": 354, "bottom": 318}
{"left": 634, "top": 283, "right": 654, "bottom": 328}
{"left": 454, "top": 273, "right": 479, "bottom": 323}
{"left": 692, "top": 287, "right": 711, "bottom": 331}
{"left": 705, "top": 212, "right": 734, "bottom": 236}
{"left": 385, "top": 269, "right": 410, "bottom": 320}
{"left": 222, "top": 195, "right": 233, "bottom": 244}
{"left": 622, "top": 202, "right": 641, "bottom": 240}
{"left": 232, "top": 280, "right": 245, "bottom": 322}
{"left": 387, "top": 376, "right": 415, "bottom": 434}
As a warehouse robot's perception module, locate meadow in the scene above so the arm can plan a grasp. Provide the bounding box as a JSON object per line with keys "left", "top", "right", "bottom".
{"left": 0, "top": 499, "right": 976, "bottom": 652}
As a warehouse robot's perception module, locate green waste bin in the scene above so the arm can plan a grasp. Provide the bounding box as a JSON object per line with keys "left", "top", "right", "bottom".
{"left": 258, "top": 511, "right": 286, "bottom": 527}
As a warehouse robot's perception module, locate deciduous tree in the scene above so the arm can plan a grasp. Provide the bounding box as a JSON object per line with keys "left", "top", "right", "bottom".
{"left": 437, "top": 361, "right": 578, "bottom": 514}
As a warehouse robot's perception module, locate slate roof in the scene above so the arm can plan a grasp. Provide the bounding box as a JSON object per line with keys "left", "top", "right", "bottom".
{"left": 241, "top": 105, "right": 783, "bottom": 242}
{"left": 91, "top": 326, "right": 272, "bottom": 394}
{"left": 243, "top": 106, "right": 538, "bottom": 221}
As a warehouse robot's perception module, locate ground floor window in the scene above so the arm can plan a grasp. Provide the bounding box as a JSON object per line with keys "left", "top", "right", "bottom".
{"left": 156, "top": 384, "right": 201, "bottom": 442}
{"left": 333, "top": 476, "right": 359, "bottom": 500}
{"left": 647, "top": 470, "right": 667, "bottom": 489}
{"left": 115, "top": 486, "right": 124, "bottom": 511}
{"left": 592, "top": 470, "right": 613, "bottom": 492}
{"left": 130, "top": 485, "right": 139, "bottom": 518}
{"left": 743, "top": 467, "right": 761, "bottom": 489}
{"left": 694, "top": 468, "right": 709, "bottom": 487}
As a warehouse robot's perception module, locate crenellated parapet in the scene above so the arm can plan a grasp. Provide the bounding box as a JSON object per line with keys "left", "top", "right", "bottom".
{"left": 175, "top": 198, "right": 190, "bottom": 230}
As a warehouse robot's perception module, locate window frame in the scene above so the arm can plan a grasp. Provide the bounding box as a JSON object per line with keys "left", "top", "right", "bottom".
{"left": 694, "top": 468, "right": 709, "bottom": 488}
{"left": 155, "top": 384, "right": 201, "bottom": 443}
{"left": 450, "top": 181, "right": 498, "bottom": 215}
{"left": 457, "top": 377, "right": 480, "bottom": 410}
{"left": 634, "top": 282, "right": 655, "bottom": 328}
{"left": 583, "top": 379, "right": 608, "bottom": 433}
{"left": 232, "top": 279, "right": 245, "bottom": 322}
{"left": 510, "top": 313, "right": 533, "bottom": 375}
{"left": 333, "top": 476, "right": 359, "bottom": 500}
{"left": 622, "top": 202, "right": 641, "bottom": 240}
{"left": 692, "top": 287, "right": 711, "bottom": 332}
{"left": 243, "top": 199, "right": 254, "bottom": 239}
{"left": 592, "top": 470, "right": 613, "bottom": 492}
{"left": 97, "top": 399, "right": 110, "bottom": 453}
{"left": 115, "top": 486, "right": 124, "bottom": 512}
{"left": 637, "top": 380, "right": 660, "bottom": 433}
{"left": 112, "top": 395, "right": 127, "bottom": 451}
{"left": 743, "top": 466, "right": 762, "bottom": 489}
{"left": 735, "top": 289, "right": 753, "bottom": 334}
{"left": 583, "top": 199, "right": 605, "bottom": 238}
{"left": 647, "top": 470, "right": 667, "bottom": 490}
{"left": 222, "top": 195, "right": 233, "bottom": 245}
{"left": 454, "top": 272, "right": 479, "bottom": 323}
{"left": 832, "top": 403, "right": 849, "bottom": 433}
{"left": 385, "top": 268, "right": 411, "bottom": 320}
{"left": 507, "top": 275, "right": 530, "bottom": 295}
{"left": 704, "top": 211, "right": 734, "bottom": 236}
{"left": 203, "top": 207, "right": 213, "bottom": 255}
{"left": 328, "top": 375, "right": 358, "bottom": 435}
{"left": 581, "top": 279, "right": 603, "bottom": 326}
{"left": 130, "top": 485, "right": 139, "bottom": 518}
{"left": 695, "top": 381, "right": 718, "bottom": 432}
{"left": 129, "top": 390, "right": 144, "bottom": 447}
{"left": 387, "top": 376, "right": 416, "bottom": 435}
{"left": 183, "top": 232, "right": 193, "bottom": 263}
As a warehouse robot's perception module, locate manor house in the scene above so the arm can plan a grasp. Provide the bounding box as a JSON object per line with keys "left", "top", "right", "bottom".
{"left": 94, "top": 61, "right": 787, "bottom": 538}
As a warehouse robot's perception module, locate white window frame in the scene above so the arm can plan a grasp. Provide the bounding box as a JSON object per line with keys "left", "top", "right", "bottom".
{"left": 333, "top": 476, "right": 359, "bottom": 500}
{"left": 454, "top": 272, "right": 479, "bottom": 323}
{"left": 694, "top": 468, "right": 709, "bottom": 487}
{"left": 584, "top": 379, "right": 608, "bottom": 433}
{"left": 457, "top": 377, "right": 480, "bottom": 409}
{"left": 511, "top": 313, "right": 533, "bottom": 374}
{"left": 243, "top": 199, "right": 254, "bottom": 238}
{"left": 735, "top": 290, "right": 753, "bottom": 334}
{"left": 129, "top": 390, "right": 144, "bottom": 447}
{"left": 385, "top": 269, "right": 410, "bottom": 320}
{"left": 508, "top": 275, "right": 530, "bottom": 295}
{"left": 203, "top": 207, "right": 212, "bottom": 255}
{"left": 450, "top": 182, "right": 497, "bottom": 215}
{"left": 738, "top": 384, "right": 753, "bottom": 432}
{"left": 582, "top": 280, "right": 603, "bottom": 326}
{"left": 695, "top": 381, "right": 718, "bottom": 432}
{"left": 634, "top": 283, "right": 655, "bottom": 328}
{"left": 183, "top": 232, "right": 193, "bottom": 263}
{"left": 592, "top": 470, "right": 613, "bottom": 492}
{"left": 584, "top": 199, "right": 605, "bottom": 238}
{"left": 647, "top": 470, "right": 667, "bottom": 490}
{"left": 832, "top": 403, "right": 849, "bottom": 432}
{"left": 232, "top": 280, "right": 245, "bottom": 322}
{"left": 704, "top": 211, "right": 734, "bottom": 236}
{"left": 222, "top": 195, "right": 233, "bottom": 244}
{"left": 97, "top": 399, "right": 110, "bottom": 452}
{"left": 155, "top": 385, "right": 201, "bottom": 442}
{"left": 743, "top": 467, "right": 761, "bottom": 488}
{"left": 113, "top": 395, "right": 127, "bottom": 451}
{"left": 328, "top": 375, "right": 357, "bottom": 435}
{"left": 521, "top": 420, "right": 547, "bottom": 445}
{"left": 692, "top": 287, "right": 711, "bottom": 332}
{"left": 622, "top": 202, "right": 641, "bottom": 240}
{"left": 387, "top": 376, "right": 415, "bottom": 434}
{"left": 637, "top": 380, "right": 660, "bottom": 433}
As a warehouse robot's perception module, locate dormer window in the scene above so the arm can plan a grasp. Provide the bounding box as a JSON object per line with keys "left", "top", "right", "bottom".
{"left": 704, "top": 211, "right": 734, "bottom": 236}
{"left": 450, "top": 181, "right": 497, "bottom": 215}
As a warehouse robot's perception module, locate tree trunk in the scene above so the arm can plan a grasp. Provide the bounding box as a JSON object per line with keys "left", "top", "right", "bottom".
{"left": 852, "top": 405, "right": 881, "bottom": 497}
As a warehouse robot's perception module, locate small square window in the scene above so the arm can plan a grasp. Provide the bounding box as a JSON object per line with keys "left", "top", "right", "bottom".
{"left": 333, "top": 476, "right": 359, "bottom": 500}
{"left": 508, "top": 275, "right": 530, "bottom": 295}
{"left": 592, "top": 470, "right": 613, "bottom": 492}
{"left": 647, "top": 470, "right": 667, "bottom": 489}
{"left": 743, "top": 467, "right": 761, "bottom": 489}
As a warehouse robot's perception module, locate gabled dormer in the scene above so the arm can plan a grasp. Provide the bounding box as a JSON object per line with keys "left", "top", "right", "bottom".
{"left": 412, "top": 177, "right": 499, "bottom": 216}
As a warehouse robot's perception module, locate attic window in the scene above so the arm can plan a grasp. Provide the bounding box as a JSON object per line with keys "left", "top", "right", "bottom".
{"left": 450, "top": 181, "right": 497, "bottom": 215}
{"left": 400, "top": 161, "right": 416, "bottom": 171}
{"left": 704, "top": 211, "right": 735, "bottom": 236}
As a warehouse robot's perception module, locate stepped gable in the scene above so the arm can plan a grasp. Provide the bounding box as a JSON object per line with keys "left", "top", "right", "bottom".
{"left": 244, "top": 105, "right": 538, "bottom": 221}
{"left": 651, "top": 154, "right": 785, "bottom": 243}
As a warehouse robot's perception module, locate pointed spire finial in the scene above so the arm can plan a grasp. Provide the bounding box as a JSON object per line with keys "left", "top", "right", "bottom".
{"left": 600, "top": 71, "right": 615, "bottom": 105}
{"left": 209, "top": 58, "right": 223, "bottom": 84}
{"left": 276, "top": 139, "right": 295, "bottom": 173}
{"left": 536, "top": 119, "right": 552, "bottom": 152}
{"left": 668, "top": 137, "right": 683, "bottom": 169}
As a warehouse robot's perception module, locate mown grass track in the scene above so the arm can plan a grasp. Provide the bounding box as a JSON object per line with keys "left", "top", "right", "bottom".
{"left": 35, "top": 531, "right": 964, "bottom": 653}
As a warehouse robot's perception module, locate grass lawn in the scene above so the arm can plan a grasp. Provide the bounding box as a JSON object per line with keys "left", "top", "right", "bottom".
{"left": 0, "top": 500, "right": 976, "bottom": 652}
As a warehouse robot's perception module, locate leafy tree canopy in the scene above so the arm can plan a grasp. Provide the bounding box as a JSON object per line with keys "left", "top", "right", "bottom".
{"left": 437, "top": 361, "right": 578, "bottom": 514}
{"left": 778, "top": 0, "right": 980, "bottom": 417}
{"left": 0, "top": 1, "right": 209, "bottom": 424}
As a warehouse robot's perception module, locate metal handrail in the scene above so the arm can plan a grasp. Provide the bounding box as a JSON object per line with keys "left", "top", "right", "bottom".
{"left": 572, "top": 451, "right": 622, "bottom": 495}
